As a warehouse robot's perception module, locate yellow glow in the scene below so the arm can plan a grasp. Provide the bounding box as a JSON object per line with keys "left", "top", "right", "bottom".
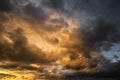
{"left": 0, "top": 68, "right": 36, "bottom": 80}
{"left": 1, "top": 13, "right": 91, "bottom": 72}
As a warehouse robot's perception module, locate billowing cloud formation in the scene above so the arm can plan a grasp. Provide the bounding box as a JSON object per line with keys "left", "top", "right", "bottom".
{"left": 0, "top": 26, "right": 54, "bottom": 64}
{"left": 0, "top": 0, "right": 120, "bottom": 72}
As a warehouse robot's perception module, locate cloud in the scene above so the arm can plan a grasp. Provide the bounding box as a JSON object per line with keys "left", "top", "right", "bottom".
{"left": 42, "top": 0, "right": 64, "bottom": 11}
{"left": 23, "top": 3, "right": 47, "bottom": 21}
{"left": 79, "top": 18, "right": 120, "bottom": 52}
{"left": 0, "top": 0, "right": 12, "bottom": 12}
{"left": 0, "top": 0, "right": 120, "bottom": 72}
{"left": 64, "top": 61, "right": 120, "bottom": 80}
{"left": 59, "top": 18, "right": 120, "bottom": 70}
{"left": 0, "top": 63, "right": 19, "bottom": 69}
{"left": 0, "top": 27, "right": 54, "bottom": 64}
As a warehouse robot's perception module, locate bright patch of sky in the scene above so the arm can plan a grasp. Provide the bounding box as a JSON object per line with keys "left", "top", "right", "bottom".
{"left": 101, "top": 43, "right": 120, "bottom": 62}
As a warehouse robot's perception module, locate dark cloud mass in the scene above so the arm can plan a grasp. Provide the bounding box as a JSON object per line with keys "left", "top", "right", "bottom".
{"left": 23, "top": 4, "right": 47, "bottom": 21}
{"left": 42, "top": 0, "right": 64, "bottom": 10}
{"left": 0, "top": 0, "right": 120, "bottom": 80}
{"left": 0, "top": 0, "right": 12, "bottom": 12}
{"left": 81, "top": 19, "right": 120, "bottom": 51}
{"left": 0, "top": 27, "right": 54, "bottom": 64}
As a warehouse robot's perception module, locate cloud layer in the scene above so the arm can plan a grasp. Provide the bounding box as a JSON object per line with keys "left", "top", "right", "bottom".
{"left": 0, "top": 0, "right": 120, "bottom": 72}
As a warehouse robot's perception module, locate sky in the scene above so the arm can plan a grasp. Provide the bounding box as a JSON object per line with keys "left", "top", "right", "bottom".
{"left": 0, "top": 0, "right": 120, "bottom": 80}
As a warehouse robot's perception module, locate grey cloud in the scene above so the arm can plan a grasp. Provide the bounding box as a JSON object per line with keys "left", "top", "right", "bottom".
{"left": 0, "top": 0, "right": 12, "bottom": 12}
{"left": 42, "top": 0, "right": 64, "bottom": 11}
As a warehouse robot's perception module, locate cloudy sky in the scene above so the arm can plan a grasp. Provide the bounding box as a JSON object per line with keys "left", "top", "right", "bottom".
{"left": 0, "top": 0, "right": 120, "bottom": 80}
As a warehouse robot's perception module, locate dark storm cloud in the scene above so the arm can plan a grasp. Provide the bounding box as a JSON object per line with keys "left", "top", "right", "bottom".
{"left": 64, "top": 61, "right": 120, "bottom": 80}
{"left": 42, "top": 0, "right": 64, "bottom": 11}
{"left": 0, "top": 0, "right": 12, "bottom": 12}
{"left": 23, "top": 3, "right": 47, "bottom": 21}
{"left": 80, "top": 18, "right": 120, "bottom": 52}
{"left": 64, "top": 0, "right": 120, "bottom": 21}
{"left": 9, "top": 0, "right": 48, "bottom": 22}
{"left": 85, "top": 19, "right": 119, "bottom": 53}
{"left": 0, "top": 27, "right": 54, "bottom": 64}
{"left": 62, "top": 18, "right": 120, "bottom": 70}
{"left": 1, "top": 0, "right": 120, "bottom": 20}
